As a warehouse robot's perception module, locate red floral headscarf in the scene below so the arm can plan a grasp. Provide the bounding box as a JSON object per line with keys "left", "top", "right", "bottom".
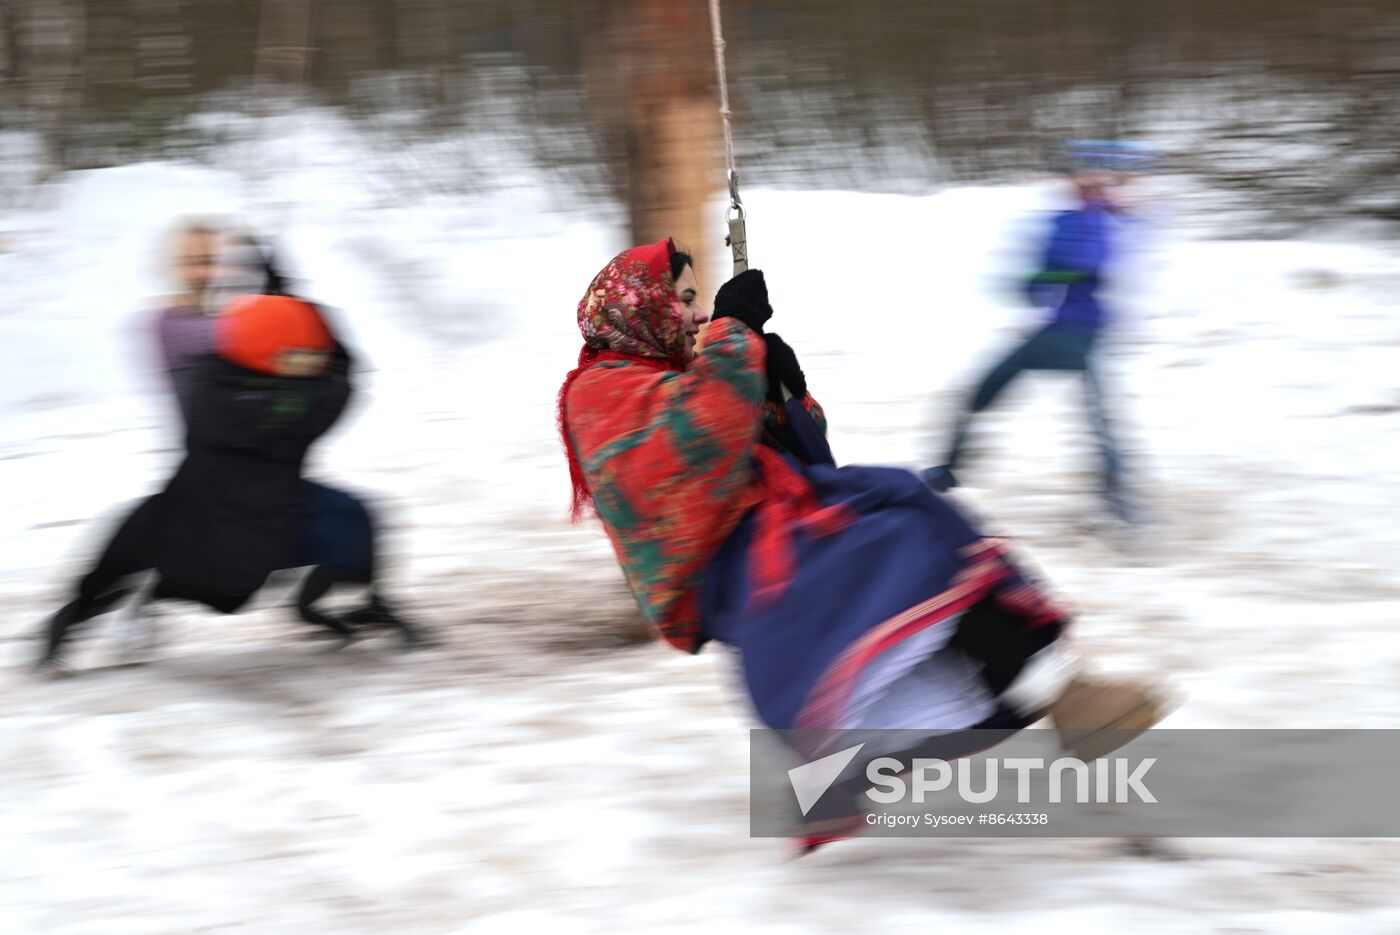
{"left": 558, "top": 238, "right": 683, "bottom": 519}
{"left": 577, "top": 237, "right": 684, "bottom": 361}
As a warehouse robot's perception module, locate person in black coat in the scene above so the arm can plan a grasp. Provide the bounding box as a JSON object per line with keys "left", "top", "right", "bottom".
{"left": 38, "top": 295, "right": 418, "bottom": 669}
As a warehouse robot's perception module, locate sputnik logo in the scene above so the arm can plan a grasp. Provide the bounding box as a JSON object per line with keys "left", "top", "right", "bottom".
{"left": 787, "top": 743, "right": 865, "bottom": 816}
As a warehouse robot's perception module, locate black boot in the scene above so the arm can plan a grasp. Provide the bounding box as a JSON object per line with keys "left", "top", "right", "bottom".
{"left": 297, "top": 563, "right": 427, "bottom": 649}
{"left": 294, "top": 566, "right": 357, "bottom": 648}
{"left": 36, "top": 601, "right": 85, "bottom": 671}
{"left": 342, "top": 592, "right": 426, "bottom": 647}
{"left": 35, "top": 586, "right": 132, "bottom": 671}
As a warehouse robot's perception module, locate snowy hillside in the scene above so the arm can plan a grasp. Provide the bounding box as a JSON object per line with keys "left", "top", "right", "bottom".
{"left": 2, "top": 142, "right": 1399, "bottom": 933}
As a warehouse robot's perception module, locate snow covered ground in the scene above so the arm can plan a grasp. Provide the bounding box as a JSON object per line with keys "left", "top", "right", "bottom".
{"left": 3, "top": 127, "right": 1400, "bottom": 932}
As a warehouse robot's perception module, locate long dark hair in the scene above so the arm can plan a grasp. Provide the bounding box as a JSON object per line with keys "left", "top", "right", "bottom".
{"left": 669, "top": 249, "right": 693, "bottom": 283}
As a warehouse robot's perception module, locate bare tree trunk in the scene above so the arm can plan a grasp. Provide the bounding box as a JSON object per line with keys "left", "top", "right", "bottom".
{"left": 578, "top": 0, "right": 725, "bottom": 645}
{"left": 0, "top": 0, "right": 19, "bottom": 86}
{"left": 584, "top": 0, "right": 721, "bottom": 294}
{"left": 395, "top": 0, "right": 451, "bottom": 70}
{"left": 255, "top": 0, "right": 314, "bottom": 91}
{"left": 131, "top": 0, "right": 193, "bottom": 97}
{"left": 246, "top": 0, "right": 315, "bottom": 232}
{"left": 24, "top": 0, "right": 83, "bottom": 179}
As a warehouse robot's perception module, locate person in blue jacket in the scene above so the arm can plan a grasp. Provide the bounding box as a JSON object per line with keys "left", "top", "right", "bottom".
{"left": 928, "top": 142, "right": 1148, "bottom": 523}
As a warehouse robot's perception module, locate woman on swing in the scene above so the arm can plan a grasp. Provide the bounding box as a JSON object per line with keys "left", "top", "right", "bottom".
{"left": 558, "top": 238, "right": 1164, "bottom": 847}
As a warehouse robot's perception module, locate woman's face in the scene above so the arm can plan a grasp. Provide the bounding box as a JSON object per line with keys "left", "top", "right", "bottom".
{"left": 174, "top": 229, "right": 222, "bottom": 300}
{"left": 673, "top": 264, "right": 708, "bottom": 361}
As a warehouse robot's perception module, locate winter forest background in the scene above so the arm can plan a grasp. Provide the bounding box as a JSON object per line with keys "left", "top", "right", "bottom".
{"left": 6, "top": 0, "right": 1400, "bottom": 235}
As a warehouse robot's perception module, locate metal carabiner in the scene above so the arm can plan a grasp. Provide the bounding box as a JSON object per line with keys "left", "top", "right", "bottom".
{"left": 723, "top": 169, "right": 748, "bottom": 272}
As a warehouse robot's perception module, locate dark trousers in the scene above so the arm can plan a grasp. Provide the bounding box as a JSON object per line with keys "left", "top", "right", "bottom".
{"left": 71, "top": 482, "right": 374, "bottom": 621}
{"left": 951, "top": 596, "right": 1063, "bottom": 697}
{"left": 73, "top": 495, "right": 164, "bottom": 616}
{"left": 944, "top": 324, "right": 1126, "bottom": 514}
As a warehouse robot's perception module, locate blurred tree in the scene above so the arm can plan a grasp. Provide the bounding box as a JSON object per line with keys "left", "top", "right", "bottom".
{"left": 1, "top": 0, "right": 17, "bottom": 86}
{"left": 255, "top": 0, "right": 314, "bottom": 91}
{"left": 25, "top": 0, "right": 84, "bottom": 177}
{"left": 8, "top": 0, "right": 1400, "bottom": 235}
{"left": 584, "top": 0, "right": 720, "bottom": 289}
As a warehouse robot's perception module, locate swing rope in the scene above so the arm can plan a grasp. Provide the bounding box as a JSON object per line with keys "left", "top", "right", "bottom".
{"left": 708, "top": 0, "right": 799, "bottom": 401}
{"left": 707, "top": 0, "right": 748, "bottom": 274}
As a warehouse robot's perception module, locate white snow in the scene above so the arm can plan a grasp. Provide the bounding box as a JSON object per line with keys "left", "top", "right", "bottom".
{"left": 2, "top": 117, "right": 1400, "bottom": 933}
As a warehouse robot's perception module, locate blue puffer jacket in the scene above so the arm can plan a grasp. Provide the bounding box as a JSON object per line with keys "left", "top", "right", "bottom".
{"left": 1026, "top": 204, "right": 1113, "bottom": 331}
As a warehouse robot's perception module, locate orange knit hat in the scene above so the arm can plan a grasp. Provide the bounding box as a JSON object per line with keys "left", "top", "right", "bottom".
{"left": 216, "top": 294, "right": 333, "bottom": 376}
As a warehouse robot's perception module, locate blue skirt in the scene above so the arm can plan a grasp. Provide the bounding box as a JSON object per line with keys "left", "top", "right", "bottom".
{"left": 701, "top": 463, "right": 1045, "bottom": 731}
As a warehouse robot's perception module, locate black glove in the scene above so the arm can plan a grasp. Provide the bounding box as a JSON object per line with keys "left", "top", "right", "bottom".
{"left": 763, "top": 333, "right": 806, "bottom": 405}
{"left": 712, "top": 269, "right": 773, "bottom": 334}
